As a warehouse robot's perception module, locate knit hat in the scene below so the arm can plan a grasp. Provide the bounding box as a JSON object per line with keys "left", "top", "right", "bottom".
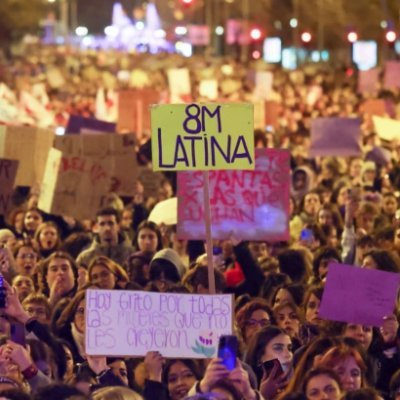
{"left": 150, "top": 248, "right": 186, "bottom": 278}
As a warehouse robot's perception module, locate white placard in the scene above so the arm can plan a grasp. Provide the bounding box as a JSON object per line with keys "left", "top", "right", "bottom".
{"left": 85, "top": 289, "right": 233, "bottom": 358}
{"left": 167, "top": 68, "right": 191, "bottom": 103}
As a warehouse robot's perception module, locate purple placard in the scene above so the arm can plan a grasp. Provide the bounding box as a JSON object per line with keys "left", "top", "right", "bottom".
{"left": 384, "top": 61, "right": 400, "bottom": 90}
{"left": 319, "top": 263, "right": 400, "bottom": 327}
{"left": 309, "top": 117, "right": 361, "bottom": 157}
{"left": 66, "top": 115, "right": 116, "bottom": 135}
{"left": 357, "top": 69, "right": 379, "bottom": 94}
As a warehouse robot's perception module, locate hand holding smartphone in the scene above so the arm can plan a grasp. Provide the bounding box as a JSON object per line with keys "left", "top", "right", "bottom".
{"left": 262, "top": 359, "right": 283, "bottom": 379}
{"left": 218, "top": 335, "right": 238, "bottom": 371}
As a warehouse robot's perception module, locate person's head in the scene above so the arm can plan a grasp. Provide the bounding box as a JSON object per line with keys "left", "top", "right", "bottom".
{"left": 0, "top": 229, "right": 16, "bottom": 253}
{"left": 362, "top": 249, "right": 400, "bottom": 273}
{"left": 33, "top": 383, "right": 87, "bottom": 400}
{"left": 22, "top": 293, "right": 51, "bottom": 325}
{"left": 11, "top": 275, "right": 34, "bottom": 302}
{"left": 56, "top": 290, "right": 86, "bottom": 334}
{"left": 7, "top": 207, "right": 25, "bottom": 234}
{"left": 88, "top": 256, "right": 129, "bottom": 290}
{"left": 342, "top": 388, "right": 384, "bottom": 400}
{"left": 27, "top": 338, "right": 54, "bottom": 378}
{"left": 302, "top": 367, "right": 343, "bottom": 400}
{"left": 208, "top": 378, "right": 243, "bottom": 400}
{"left": 349, "top": 158, "right": 363, "bottom": 179}
{"left": 0, "top": 388, "right": 31, "bottom": 400}
{"left": 382, "top": 193, "right": 398, "bottom": 217}
{"left": 245, "top": 326, "right": 293, "bottom": 377}
{"left": 124, "top": 251, "right": 153, "bottom": 287}
{"left": 361, "top": 161, "right": 376, "bottom": 184}
{"left": 273, "top": 301, "right": 302, "bottom": 338}
{"left": 134, "top": 221, "right": 162, "bottom": 253}
{"left": 272, "top": 284, "right": 305, "bottom": 308}
{"left": 13, "top": 241, "right": 39, "bottom": 276}
{"left": 277, "top": 249, "right": 308, "bottom": 284}
{"left": 356, "top": 202, "right": 378, "bottom": 235}
{"left": 92, "top": 386, "right": 143, "bottom": 400}
{"left": 23, "top": 208, "right": 43, "bottom": 235}
{"left": 95, "top": 208, "right": 121, "bottom": 246}
{"left": 301, "top": 191, "right": 323, "bottom": 217}
{"left": 162, "top": 359, "right": 203, "bottom": 400}
{"left": 34, "top": 221, "right": 60, "bottom": 253}
{"left": 312, "top": 247, "right": 341, "bottom": 282}
{"left": 317, "top": 203, "right": 343, "bottom": 230}
{"left": 303, "top": 286, "right": 324, "bottom": 327}
{"left": 374, "top": 226, "right": 395, "bottom": 251}
{"left": 39, "top": 251, "right": 78, "bottom": 297}
{"left": 317, "top": 344, "right": 366, "bottom": 392}
{"left": 259, "top": 272, "right": 291, "bottom": 305}
{"left": 235, "top": 298, "right": 274, "bottom": 343}
{"left": 390, "top": 369, "right": 400, "bottom": 400}
{"left": 120, "top": 208, "right": 133, "bottom": 231}
{"left": 107, "top": 358, "right": 129, "bottom": 387}
{"left": 149, "top": 249, "right": 183, "bottom": 292}
{"left": 248, "top": 241, "right": 269, "bottom": 260}
{"left": 183, "top": 264, "right": 226, "bottom": 294}
{"left": 342, "top": 324, "right": 373, "bottom": 352}
{"left": 356, "top": 235, "right": 375, "bottom": 261}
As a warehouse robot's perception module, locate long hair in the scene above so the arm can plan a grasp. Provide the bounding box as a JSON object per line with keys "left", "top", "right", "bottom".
{"left": 88, "top": 256, "right": 129, "bottom": 287}
{"left": 54, "top": 290, "right": 86, "bottom": 333}
{"left": 133, "top": 221, "right": 163, "bottom": 251}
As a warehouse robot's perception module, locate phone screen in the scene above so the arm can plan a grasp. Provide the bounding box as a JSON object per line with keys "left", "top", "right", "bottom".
{"left": 218, "top": 335, "right": 238, "bottom": 371}
{"left": 10, "top": 323, "right": 26, "bottom": 347}
{"left": 300, "top": 228, "right": 314, "bottom": 243}
{"left": 262, "top": 359, "right": 283, "bottom": 379}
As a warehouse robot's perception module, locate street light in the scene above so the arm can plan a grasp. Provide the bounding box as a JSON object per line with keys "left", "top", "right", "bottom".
{"left": 386, "top": 30, "right": 397, "bottom": 43}
{"left": 347, "top": 31, "right": 358, "bottom": 43}
{"left": 301, "top": 31, "right": 312, "bottom": 43}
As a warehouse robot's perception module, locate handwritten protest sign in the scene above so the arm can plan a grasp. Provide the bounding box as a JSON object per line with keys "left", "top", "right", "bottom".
{"left": 85, "top": 289, "right": 233, "bottom": 358}
{"left": 188, "top": 25, "right": 210, "bottom": 46}
{"left": 38, "top": 148, "right": 110, "bottom": 220}
{"left": 0, "top": 126, "right": 54, "bottom": 187}
{"left": 309, "top": 118, "right": 362, "bottom": 157}
{"left": 151, "top": 103, "right": 254, "bottom": 171}
{"left": 373, "top": 115, "right": 400, "bottom": 141}
{"left": 0, "top": 159, "right": 19, "bottom": 215}
{"left": 358, "top": 69, "right": 379, "bottom": 94}
{"left": 54, "top": 134, "right": 138, "bottom": 196}
{"left": 177, "top": 149, "right": 290, "bottom": 241}
{"left": 319, "top": 263, "right": 400, "bottom": 326}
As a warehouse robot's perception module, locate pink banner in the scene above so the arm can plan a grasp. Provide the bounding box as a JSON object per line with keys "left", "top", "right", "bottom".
{"left": 188, "top": 25, "right": 210, "bottom": 46}
{"left": 357, "top": 69, "right": 379, "bottom": 94}
{"left": 177, "top": 149, "right": 290, "bottom": 241}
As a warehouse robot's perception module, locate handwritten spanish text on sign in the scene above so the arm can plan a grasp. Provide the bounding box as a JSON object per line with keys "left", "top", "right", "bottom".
{"left": 177, "top": 149, "right": 290, "bottom": 241}
{"left": 319, "top": 263, "right": 400, "bottom": 327}
{"left": 151, "top": 103, "right": 254, "bottom": 171}
{"left": 85, "top": 289, "right": 233, "bottom": 358}
{"left": 0, "top": 159, "right": 18, "bottom": 215}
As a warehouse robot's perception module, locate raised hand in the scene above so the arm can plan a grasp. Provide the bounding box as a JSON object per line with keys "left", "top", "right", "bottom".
{"left": 144, "top": 351, "right": 164, "bottom": 382}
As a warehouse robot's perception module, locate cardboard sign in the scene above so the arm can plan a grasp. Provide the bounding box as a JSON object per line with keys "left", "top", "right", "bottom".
{"left": 167, "top": 69, "right": 191, "bottom": 104}
{"left": 66, "top": 115, "right": 116, "bottom": 135}
{"left": 264, "top": 101, "right": 281, "bottom": 129}
{"left": 373, "top": 115, "right": 400, "bottom": 141}
{"left": 358, "top": 69, "right": 379, "bottom": 94}
{"left": 319, "top": 263, "right": 400, "bottom": 326}
{"left": 177, "top": 149, "right": 290, "bottom": 241}
{"left": 360, "top": 99, "right": 386, "bottom": 117}
{"left": 0, "top": 159, "right": 19, "bottom": 215}
{"left": 117, "top": 89, "right": 159, "bottom": 136}
{"left": 384, "top": 61, "right": 400, "bottom": 90}
{"left": 38, "top": 148, "right": 110, "bottom": 220}
{"left": 309, "top": 118, "right": 362, "bottom": 157}
{"left": 85, "top": 289, "right": 233, "bottom": 358}
{"left": 54, "top": 134, "right": 138, "bottom": 196}
{"left": 137, "top": 167, "right": 165, "bottom": 198}
{"left": 151, "top": 103, "right": 255, "bottom": 171}
{"left": 0, "top": 126, "right": 54, "bottom": 187}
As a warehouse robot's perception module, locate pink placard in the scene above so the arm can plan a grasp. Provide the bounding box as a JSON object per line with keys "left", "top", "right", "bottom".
{"left": 319, "top": 263, "right": 400, "bottom": 327}
{"left": 177, "top": 149, "right": 290, "bottom": 241}
{"left": 188, "top": 25, "right": 210, "bottom": 46}
{"left": 384, "top": 61, "right": 400, "bottom": 90}
{"left": 357, "top": 69, "right": 379, "bottom": 94}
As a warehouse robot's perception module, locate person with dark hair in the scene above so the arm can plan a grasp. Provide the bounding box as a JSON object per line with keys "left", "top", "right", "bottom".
{"left": 272, "top": 284, "right": 305, "bottom": 308}
{"left": 34, "top": 222, "right": 61, "bottom": 259}
{"left": 362, "top": 249, "right": 400, "bottom": 273}
{"left": 259, "top": 273, "right": 291, "bottom": 305}
{"left": 301, "top": 367, "right": 343, "bottom": 400}
{"left": 277, "top": 250, "right": 309, "bottom": 284}
{"left": 312, "top": 247, "right": 341, "bottom": 283}
{"left": 76, "top": 207, "right": 133, "bottom": 268}
{"left": 183, "top": 264, "right": 226, "bottom": 294}
{"left": 0, "top": 388, "right": 32, "bottom": 400}
{"left": 32, "top": 383, "right": 85, "bottom": 400}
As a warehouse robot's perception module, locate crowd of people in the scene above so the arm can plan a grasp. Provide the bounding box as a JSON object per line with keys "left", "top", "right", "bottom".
{"left": 0, "top": 43, "right": 400, "bottom": 400}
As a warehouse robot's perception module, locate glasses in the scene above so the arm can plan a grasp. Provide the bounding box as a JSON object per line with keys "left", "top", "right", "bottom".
{"left": 246, "top": 318, "right": 270, "bottom": 328}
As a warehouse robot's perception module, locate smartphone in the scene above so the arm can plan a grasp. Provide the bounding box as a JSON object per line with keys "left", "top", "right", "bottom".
{"left": 10, "top": 322, "right": 26, "bottom": 347}
{"left": 262, "top": 359, "right": 283, "bottom": 379}
{"left": 300, "top": 228, "right": 314, "bottom": 243}
{"left": 218, "top": 335, "right": 238, "bottom": 371}
{"left": 0, "top": 276, "right": 6, "bottom": 309}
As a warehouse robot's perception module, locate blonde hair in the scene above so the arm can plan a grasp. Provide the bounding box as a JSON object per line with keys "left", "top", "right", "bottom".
{"left": 92, "top": 386, "right": 143, "bottom": 400}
